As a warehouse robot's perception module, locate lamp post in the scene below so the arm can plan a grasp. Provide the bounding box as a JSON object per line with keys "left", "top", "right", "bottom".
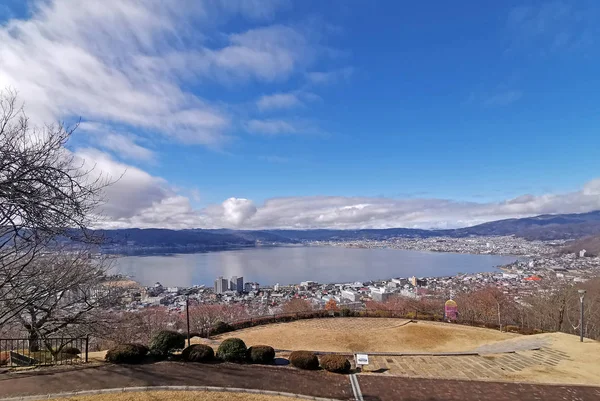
{"left": 183, "top": 291, "right": 191, "bottom": 348}
{"left": 578, "top": 289, "right": 586, "bottom": 343}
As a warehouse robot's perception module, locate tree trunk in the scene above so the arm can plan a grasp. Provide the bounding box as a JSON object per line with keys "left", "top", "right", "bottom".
{"left": 557, "top": 300, "right": 565, "bottom": 332}
{"left": 28, "top": 331, "right": 40, "bottom": 352}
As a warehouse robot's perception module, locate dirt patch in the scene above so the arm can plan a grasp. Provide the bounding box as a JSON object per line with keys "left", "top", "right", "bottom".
{"left": 48, "top": 391, "right": 305, "bottom": 401}
{"left": 205, "top": 318, "right": 516, "bottom": 353}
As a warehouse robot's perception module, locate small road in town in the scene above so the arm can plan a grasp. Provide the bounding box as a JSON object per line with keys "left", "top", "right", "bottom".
{"left": 1, "top": 362, "right": 600, "bottom": 401}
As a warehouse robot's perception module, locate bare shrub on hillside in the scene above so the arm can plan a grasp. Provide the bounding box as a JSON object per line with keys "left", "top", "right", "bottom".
{"left": 188, "top": 303, "right": 250, "bottom": 336}
{"left": 281, "top": 298, "right": 315, "bottom": 314}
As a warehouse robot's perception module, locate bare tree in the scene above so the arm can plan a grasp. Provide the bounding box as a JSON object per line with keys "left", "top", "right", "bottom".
{"left": 281, "top": 298, "right": 315, "bottom": 314}
{"left": 0, "top": 88, "right": 110, "bottom": 327}
{"left": 188, "top": 303, "right": 249, "bottom": 336}
{"left": 6, "top": 251, "right": 125, "bottom": 355}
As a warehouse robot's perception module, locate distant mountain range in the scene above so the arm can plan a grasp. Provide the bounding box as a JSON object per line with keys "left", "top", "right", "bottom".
{"left": 92, "top": 210, "right": 600, "bottom": 250}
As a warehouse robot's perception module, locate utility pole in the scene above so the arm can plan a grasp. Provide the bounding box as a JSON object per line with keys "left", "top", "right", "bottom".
{"left": 186, "top": 293, "right": 191, "bottom": 347}
{"left": 578, "top": 289, "right": 586, "bottom": 343}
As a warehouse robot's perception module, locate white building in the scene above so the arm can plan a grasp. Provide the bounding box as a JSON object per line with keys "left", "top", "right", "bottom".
{"left": 341, "top": 289, "right": 359, "bottom": 302}
{"left": 371, "top": 288, "right": 390, "bottom": 302}
{"left": 214, "top": 276, "right": 228, "bottom": 294}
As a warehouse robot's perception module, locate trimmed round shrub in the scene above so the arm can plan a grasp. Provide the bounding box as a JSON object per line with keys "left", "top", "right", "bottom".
{"left": 247, "top": 345, "right": 275, "bottom": 364}
{"left": 212, "top": 321, "right": 233, "bottom": 335}
{"left": 61, "top": 347, "right": 81, "bottom": 355}
{"left": 289, "top": 351, "right": 319, "bottom": 370}
{"left": 216, "top": 338, "right": 247, "bottom": 362}
{"left": 182, "top": 344, "right": 214, "bottom": 362}
{"left": 105, "top": 343, "right": 148, "bottom": 364}
{"left": 149, "top": 330, "right": 185, "bottom": 355}
{"left": 320, "top": 354, "right": 351, "bottom": 374}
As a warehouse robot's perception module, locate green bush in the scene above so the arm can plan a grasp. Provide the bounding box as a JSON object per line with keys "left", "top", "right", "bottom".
{"left": 182, "top": 344, "right": 214, "bottom": 362}
{"left": 216, "top": 338, "right": 247, "bottom": 362}
{"left": 247, "top": 345, "right": 275, "bottom": 364}
{"left": 149, "top": 330, "right": 185, "bottom": 356}
{"left": 289, "top": 351, "right": 319, "bottom": 370}
{"left": 320, "top": 354, "right": 351, "bottom": 374}
{"left": 340, "top": 308, "right": 353, "bottom": 317}
{"left": 212, "top": 321, "right": 234, "bottom": 335}
{"left": 61, "top": 347, "right": 81, "bottom": 355}
{"left": 105, "top": 343, "right": 148, "bottom": 364}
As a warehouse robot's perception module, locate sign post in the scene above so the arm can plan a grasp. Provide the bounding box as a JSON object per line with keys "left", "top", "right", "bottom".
{"left": 354, "top": 353, "right": 369, "bottom": 372}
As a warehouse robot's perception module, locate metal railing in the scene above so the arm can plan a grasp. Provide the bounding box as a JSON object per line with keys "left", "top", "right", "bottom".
{"left": 0, "top": 336, "right": 89, "bottom": 367}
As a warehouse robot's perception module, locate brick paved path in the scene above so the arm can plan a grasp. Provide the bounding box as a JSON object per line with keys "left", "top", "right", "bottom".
{"left": 364, "top": 347, "right": 571, "bottom": 381}
{"left": 473, "top": 336, "right": 551, "bottom": 354}
{"left": 359, "top": 375, "right": 600, "bottom": 401}
{"left": 1, "top": 362, "right": 600, "bottom": 401}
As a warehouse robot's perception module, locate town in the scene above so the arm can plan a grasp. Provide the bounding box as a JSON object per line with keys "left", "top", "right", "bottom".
{"left": 307, "top": 235, "right": 560, "bottom": 256}
{"left": 118, "top": 236, "right": 600, "bottom": 316}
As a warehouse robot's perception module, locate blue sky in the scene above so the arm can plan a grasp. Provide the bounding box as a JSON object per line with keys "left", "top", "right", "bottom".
{"left": 1, "top": 0, "right": 599, "bottom": 229}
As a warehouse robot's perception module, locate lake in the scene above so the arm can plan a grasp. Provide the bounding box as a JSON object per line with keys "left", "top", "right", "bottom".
{"left": 110, "top": 245, "right": 517, "bottom": 287}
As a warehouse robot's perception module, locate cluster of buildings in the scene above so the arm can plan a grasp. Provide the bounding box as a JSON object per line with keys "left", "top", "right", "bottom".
{"left": 214, "top": 275, "right": 249, "bottom": 294}
{"left": 309, "top": 236, "right": 559, "bottom": 256}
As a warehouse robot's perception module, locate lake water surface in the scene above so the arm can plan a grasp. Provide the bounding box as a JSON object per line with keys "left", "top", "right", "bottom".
{"left": 111, "top": 246, "right": 517, "bottom": 287}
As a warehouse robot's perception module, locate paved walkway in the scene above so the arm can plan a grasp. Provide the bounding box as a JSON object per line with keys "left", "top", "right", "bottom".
{"left": 1, "top": 362, "right": 600, "bottom": 401}
{"left": 363, "top": 347, "right": 571, "bottom": 380}
{"left": 0, "top": 362, "right": 351, "bottom": 400}
{"left": 472, "top": 336, "right": 551, "bottom": 354}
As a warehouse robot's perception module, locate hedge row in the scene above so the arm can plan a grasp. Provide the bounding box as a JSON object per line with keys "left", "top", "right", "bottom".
{"left": 289, "top": 351, "right": 351, "bottom": 373}
{"left": 105, "top": 337, "right": 275, "bottom": 365}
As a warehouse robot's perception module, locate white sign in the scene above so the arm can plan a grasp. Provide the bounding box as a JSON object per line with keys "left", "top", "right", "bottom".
{"left": 355, "top": 353, "right": 369, "bottom": 366}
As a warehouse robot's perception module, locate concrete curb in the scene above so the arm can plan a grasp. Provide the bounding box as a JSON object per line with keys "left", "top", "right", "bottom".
{"left": 0, "top": 386, "right": 343, "bottom": 401}
{"left": 275, "top": 349, "right": 481, "bottom": 357}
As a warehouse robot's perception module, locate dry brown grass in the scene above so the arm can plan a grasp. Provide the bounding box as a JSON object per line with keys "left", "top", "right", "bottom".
{"left": 498, "top": 333, "right": 600, "bottom": 386}
{"left": 201, "top": 318, "right": 516, "bottom": 353}
{"left": 48, "top": 391, "right": 302, "bottom": 401}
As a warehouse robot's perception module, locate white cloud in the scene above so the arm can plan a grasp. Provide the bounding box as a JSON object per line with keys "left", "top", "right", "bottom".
{"left": 245, "top": 118, "right": 321, "bottom": 135}
{"left": 255, "top": 90, "right": 320, "bottom": 111}
{"left": 245, "top": 119, "right": 299, "bottom": 135}
{"left": 256, "top": 92, "right": 303, "bottom": 111}
{"left": 306, "top": 67, "right": 353, "bottom": 85}
{"left": 79, "top": 123, "right": 154, "bottom": 162}
{"left": 205, "top": 181, "right": 600, "bottom": 229}
{"left": 75, "top": 148, "right": 208, "bottom": 229}
{"left": 0, "top": 1, "right": 319, "bottom": 148}
{"left": 84, "top": 175, "right": 600, "bottom": 230}
{"left": 101, "top": 133, "right": 155, "bottom": 162}
{"left": 221, "top": 198, "right": 258, "bottom": 226}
